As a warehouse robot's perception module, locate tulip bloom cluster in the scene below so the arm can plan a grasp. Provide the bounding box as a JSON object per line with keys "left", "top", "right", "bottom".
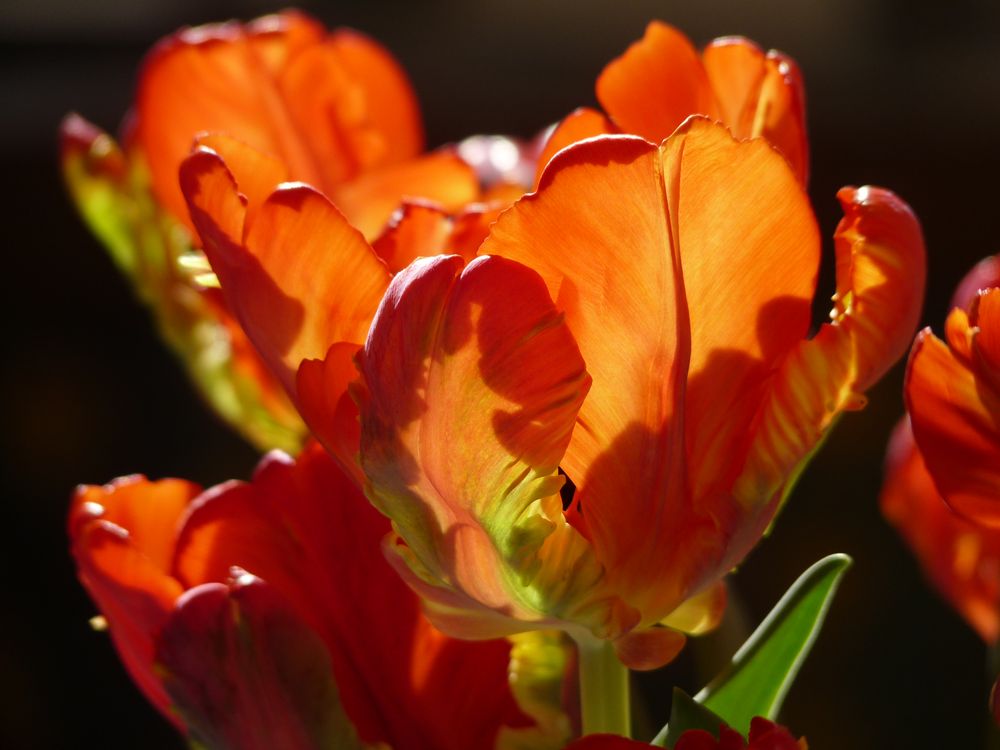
{"left": 64, "top": 10, "right": 929, "bottom": 748}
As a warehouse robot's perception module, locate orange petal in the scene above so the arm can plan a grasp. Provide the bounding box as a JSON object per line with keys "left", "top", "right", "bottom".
{"left": 702, "top": 40, "right": 809, "bottom": 184}
{"left": 134, "top": 11, "right": 327, "bottom": 228}
{"left": 180, "top": 148, "right": 390, "bottom": 393}
{"left": 907, "top": 318, "right": 1000, "bottom": 526}
{"left": 534, "top": 107, "right": 616, "bottom": 187}
{"left": 193, "top": 133, "right": 288, "bottom": 225}
{"left": 332, "top": 150, "right": 479, "bottom": 240}
{"left": 358, "top": 254, "right": 594, "bottom": 630}
{"left": 831, "top": 186, "right": 926, "bottom": 392}
{"left": 69, "top": 477, "right": 199, "bottom": 724}
{"left": 613, "top": 628, "right": 686, "bottom": 671}
{"left": 596, "top": 21, "right": 718, "bottom": 143}
{"left": 295, "top": 342, "right": 365, "bottom": 484}
{"left": 371, "top": 201, "right": 464, "bottom": 273}
{"left": 735, "top": 186, "right": 924, "bottom": 520}
{"left": 483, "top": 120, "right": 817, "bottom": 621}
{"left": 881, "top": 418, "right": 1000, "bottom": 642}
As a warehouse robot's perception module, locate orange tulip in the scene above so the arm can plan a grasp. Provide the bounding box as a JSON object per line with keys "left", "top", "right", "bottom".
{"left": 355, "top": 119, "right": 925, "bottom": 666}
{"left": 70, "top": 442, "right": 547, "bottom": 749}
{"left": 535, "top": 21, "right": 807, "bottom": 186}
{"left": 905, "top": 253, "right": 1000, "bottom": 527}
{"left": 566, "top": 718, "right": 805, "bottom": 749}
{"left": 62, "top": 10, "right": 482, "bottom": 453}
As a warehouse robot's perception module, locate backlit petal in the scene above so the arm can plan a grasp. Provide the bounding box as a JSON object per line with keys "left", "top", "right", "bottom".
{"left": 180, "top": 148, "right": 390, "bottom": 394}
{"left": 135, "top": 11, "right": 327, "bottom": 227}
{"left": 332, "top": 150, "right": 479, "bottom": 240}
{"left": 69, "top": 477, "right": 200, "bottom": 724}
{"left": 596, "top": 21, "right": 717, "bottom": 143}
{"left": 702, "top": 40, "right": 808, "bottom": 183}
{"left": 736, "top": 186, "right": 924, "bottom": 517}
{"left": 358, "top": 254, "right": 623, "bottom": 635}
{"left": 907, "top": 308, "right": 1000, "bottom": 526}
{"left": 534, "top": 107, "right": 616, "bottom": 187}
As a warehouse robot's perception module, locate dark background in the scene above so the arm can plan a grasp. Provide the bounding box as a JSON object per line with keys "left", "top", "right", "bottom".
{"left": 2, "top": 0, "right": 999, "bottom": 747}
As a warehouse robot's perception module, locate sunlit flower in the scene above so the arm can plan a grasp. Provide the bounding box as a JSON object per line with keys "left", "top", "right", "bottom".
{"left": 905, "top": 253, "right": 1000, "bottom": 527}
{"left": 69, "top": 442, "right": 561, "bottom": 749}
{"left": 565, "top": 717, "right": 805, "bottom": 749}
{"left": 61, "top": 10, "right": 480, "bottom": 452}
{"left": 355, "top": 119, "right": 925, "bottom": 666}
{"left": 535, "top": 21, "right": 807, "bottom": 185}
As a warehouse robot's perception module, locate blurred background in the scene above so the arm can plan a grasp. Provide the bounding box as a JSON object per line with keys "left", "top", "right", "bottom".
{"left": 2, "top": 0, "right": 999, "bottom": 747}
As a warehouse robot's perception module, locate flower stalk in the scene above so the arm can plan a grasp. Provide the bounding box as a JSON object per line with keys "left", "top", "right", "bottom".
{"left": 575, "top": 636, "right": 631, "bottom": 737}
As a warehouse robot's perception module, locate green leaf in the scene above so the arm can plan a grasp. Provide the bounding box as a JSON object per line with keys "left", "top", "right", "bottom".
{"left": 660, "top": 688, "right": 726, "bottom": 747}
{"left": 697, "top": 553, "right": 851, "bottom": 734}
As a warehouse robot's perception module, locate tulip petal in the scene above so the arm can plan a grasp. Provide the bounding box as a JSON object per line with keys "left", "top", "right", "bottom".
{"left": 174, "top": 444, "right": 531, "bottom": 749}
{"left": 702, "top": 41, "right": 809, "bottom": 184}
{"left": 483, "top": 120, "right": 818, "bottom": 621}
{"left": 370, "top": 199, "right": 496, "bottom": 273}
{"left": 907, "top": 302, "right": 1000, "bottom": 526}
{"left": 295, "top": 342, "right": 364, "bottom": 482}
{"left": 156, "top": 576, "right": 362, "bottom": 750}
{"left": 736, "top": 186, "right": 925, "bottom": 514}
{"left": 596, "top": 21, "right": 717, "bottom": 143}
{"left": 181, "top": 148, "right": 391, "bottom": 394}
{"left": 563, "top": 736, "right": 652, "bottom": 749}
{"left": 358, "top": 254, "right": 631, "bottom": 635}
{"left": 332, "top": 150, "right": 480, "bottom": 240}
{"left": 534, "top": 107, "right": 616, "bottom": 187}
{"left": 135, "top": 11, "right": 327, "bottom": 226}
{"left": 69, "top": 477, "right": 199, "bottom": 723}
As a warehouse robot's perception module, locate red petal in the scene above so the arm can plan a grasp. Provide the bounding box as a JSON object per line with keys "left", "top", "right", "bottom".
{"left": 173, "top": 444, "right": 530, "bottom": 749}
{"left": 69, "top": 477, "right": 199, "bottom": 724}
{"left": 156, "top": 576, "right": 360, "bottom": 750}
{"left": 907, "top": 308, "right": 1000, "bottom": 526}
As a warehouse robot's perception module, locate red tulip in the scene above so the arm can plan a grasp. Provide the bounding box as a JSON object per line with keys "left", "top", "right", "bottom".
{"left": 69, "top": 443, "right": 540, "bottom": 749}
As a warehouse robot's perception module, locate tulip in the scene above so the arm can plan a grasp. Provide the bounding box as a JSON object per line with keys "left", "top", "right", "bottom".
{"left": 566, "top": 717, "right": 805, "bottom": 749}
{"left": 883, "top": 254, "right": 1000, "bottom": 640}
{"left": 354, "top": 118, "right": 925, "bottom": 690}
{"left": 70, "top": 442, "right": 557, "bottom": 749}
{"left": 177, "top": 136, "right": 511, "bottom": 481}
{"left": 905, "top": 253, "right": 1000, "bottom": 526}
{"left": 61, "top": 10, "right": 480, "bottom": 452}
{"left": 535, "top": 21, "right": 807, "bottom": 186}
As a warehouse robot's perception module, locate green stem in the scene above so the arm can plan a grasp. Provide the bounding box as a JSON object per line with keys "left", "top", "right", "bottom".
{"left": 575, "top": 636, "right": 631, "bottom": 737}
